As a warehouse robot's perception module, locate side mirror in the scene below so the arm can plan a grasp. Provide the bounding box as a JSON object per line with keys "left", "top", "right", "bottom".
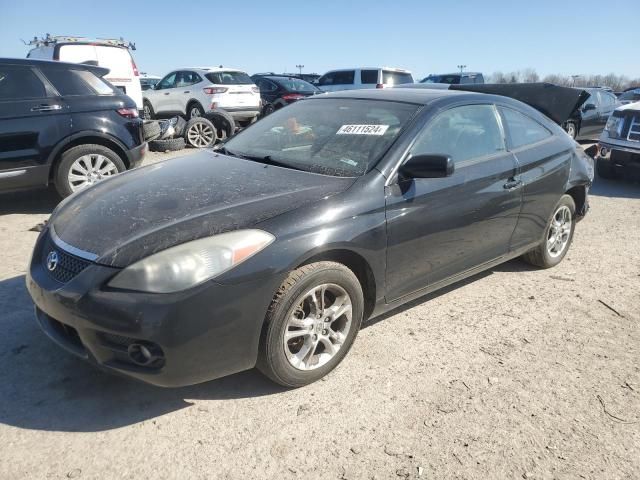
{"left": 582, "top": 103, "right": 596, "bottom": 112}
{"left": 399, "top": 154, "right": 454, "bottom": 179}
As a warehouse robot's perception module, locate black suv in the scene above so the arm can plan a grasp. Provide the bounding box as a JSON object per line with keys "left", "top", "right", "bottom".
{"left": 251, "top": 74, "right": 322, "bottom": 115}
{"left": 0, "top": 58, "right": 146, "bottom": 197}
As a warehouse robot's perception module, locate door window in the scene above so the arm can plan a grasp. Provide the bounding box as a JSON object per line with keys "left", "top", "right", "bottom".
{"left": 156, "top": 72, "right": 177, "bottom": 90}
{"left": 0, "top": 66, "right": 47, "bottom": 100}
{"left": 175, "top": 71, "right": 201, "bottom": 87}
{"left": 318, "top": 71, "right": 355, "bottom": 86}
{"left": 500, "top": 107, "right": 552, "bottom": 148}
{"left": 409, "top": 105, "right": 505, "bottom": 163}
{"left": 361, "top": 70, "right": 378, "bottom": 85}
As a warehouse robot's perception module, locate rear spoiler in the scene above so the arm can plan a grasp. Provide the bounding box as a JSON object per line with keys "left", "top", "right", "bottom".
{"left": 449, "top": 83, "right": 590, "bottom": 125}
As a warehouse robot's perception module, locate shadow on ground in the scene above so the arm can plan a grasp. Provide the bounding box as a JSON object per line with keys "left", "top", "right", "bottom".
{"left": 590, "top": 175, "right": 640, "bottom": 199}
{"left": 0, "top": 187, "right": 60, "bottom": 215}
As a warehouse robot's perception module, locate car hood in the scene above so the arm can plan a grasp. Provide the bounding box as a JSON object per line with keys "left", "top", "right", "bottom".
{"left": 51, "top": 151, "right": 355, "bottom": 268}
{"left": 449, "top": 83, "right": 590, "bottom": 125}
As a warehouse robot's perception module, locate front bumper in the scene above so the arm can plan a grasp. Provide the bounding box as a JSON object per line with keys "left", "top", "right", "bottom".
{"left": 26, "top": 229, "right": 282, "bottom": 387}
{"left": 597, "top": 142, "right": 640, "bottom": 176}
{"left": 126, "top": 141, "right": 148, "bottom": 169}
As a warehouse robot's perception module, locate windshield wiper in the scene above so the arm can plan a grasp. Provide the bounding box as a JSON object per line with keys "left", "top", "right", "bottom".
{"left": 219, "top": 148, "right": 304, "bottom": 172}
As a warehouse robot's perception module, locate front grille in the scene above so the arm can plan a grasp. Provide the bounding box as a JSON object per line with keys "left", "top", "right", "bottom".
{"left": 40, "top": 234, "right": 91, "bottom": 284}
{"left": 627, "top": 116, "right": 640, "bottom": 142}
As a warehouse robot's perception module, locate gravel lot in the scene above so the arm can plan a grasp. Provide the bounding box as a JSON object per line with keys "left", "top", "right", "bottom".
{"left": 1, "top": 146, "right": 638, "bottom": 480}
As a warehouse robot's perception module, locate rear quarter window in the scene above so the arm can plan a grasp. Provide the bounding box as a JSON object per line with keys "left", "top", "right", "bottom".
{"left": 382, "top": 71, "right": 413, "bottom": 85}
{"left": 500, "top": 107, "right": 552, "bottom": 148}
{"left": 41, "top": 67, "right": 114, "bottom": 96}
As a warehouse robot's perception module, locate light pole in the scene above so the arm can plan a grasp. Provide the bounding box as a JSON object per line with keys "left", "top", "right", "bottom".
{"left": 296, "top": 64, "right": 304, "bottom": 75}
{"left": 571, "top": 75, "right": 580, "bottom": 86}
{"left": 457, "top": 64, "right": 467, "bottom": 74}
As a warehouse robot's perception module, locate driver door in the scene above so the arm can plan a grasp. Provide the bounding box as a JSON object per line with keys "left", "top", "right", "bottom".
{"left": 384, "top": 104, "right": 521, "bottom": 302}
{"left": 151, "top": 71, "right": 178, "bottom": 114}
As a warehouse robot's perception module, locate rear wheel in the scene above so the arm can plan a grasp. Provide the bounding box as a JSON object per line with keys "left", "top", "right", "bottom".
{"left": 187, "top": 102, "right": 204, "bottom": 119}
{"left": 522, "top": 194, "right": 576, "bottom": 268}
{"left": 142, "top": 100, "right": 154, "bottom": 120}
{"left": 257, "top": 262, "right": 364, "bottom": 387}
{"left": 55, "top": 144, "right": 126, "bottom": 197}
{"left": 563, "top": 121, "right": 577, "bottom": 139}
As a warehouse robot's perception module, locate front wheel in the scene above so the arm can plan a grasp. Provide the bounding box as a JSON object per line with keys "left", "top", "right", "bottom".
{"left": 257, "top": 262, "right": 364, "bottom": 387}
{"left": 522, "top": 194, "right": 576, "bottom": 268}
{"left": 55, "top": 144, "right": 126, "bottom": 197}
{"left": 187, "top": 103, "right": 204, "bottom": 119}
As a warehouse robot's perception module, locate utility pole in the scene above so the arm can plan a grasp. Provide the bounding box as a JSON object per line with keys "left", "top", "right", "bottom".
{"left": 296, "top": 64, "right": 304, "bottom": 75}
{"left": 457, "top": 64, "right": 467, "bottom": 74}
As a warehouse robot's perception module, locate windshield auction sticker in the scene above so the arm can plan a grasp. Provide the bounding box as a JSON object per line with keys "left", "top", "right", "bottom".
{"left": 336, "top": 124, "right": 390, "bottom": 136}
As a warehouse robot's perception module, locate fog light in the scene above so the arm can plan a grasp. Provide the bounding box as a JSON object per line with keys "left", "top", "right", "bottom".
{"left": 127, "top": 342, "right": 164, "bottom": 367}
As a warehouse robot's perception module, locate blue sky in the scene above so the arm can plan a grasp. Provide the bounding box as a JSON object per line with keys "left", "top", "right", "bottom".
{"left": 0, "top": 0, "right": 636, "bottom": 80}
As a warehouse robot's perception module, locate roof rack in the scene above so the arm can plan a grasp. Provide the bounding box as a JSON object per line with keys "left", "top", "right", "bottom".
{"left": 25, "top": 34, "right": 136, "bottom": 50}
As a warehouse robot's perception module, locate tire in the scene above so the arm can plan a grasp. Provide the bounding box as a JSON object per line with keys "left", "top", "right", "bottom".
{"left": 563, "top": 121, "right": 577, "bottom": 140}
{"left": 257, "top": 261, "right": 364, "bottom": 387}
{"left": 54, "top": 144, "right": 126, "bottom": 198}
{"left": 183, "top": 117, "right": 217, "bottom": 148}
{"left": 205, "top": 108, "right": 235, "bottom": 139}
{"left": 187, "top": 102, "right": 205, "bottom": 119}
{"left": 522, "top": 194, "right": 576, "bottom": 269}
{"left": 149, "top": 137, "right": 186, "bottom": 152}
{"left": 596, "top": 159, "right": 616, "bottom": 179}
{"left": 262, "top": 103, "right": 275, "bottom": 116}
{"left": 142, "top": 100, "right": 155, "bottom": 120}
{"left": 143, "top": 121, "right": 162, "bottom": 141}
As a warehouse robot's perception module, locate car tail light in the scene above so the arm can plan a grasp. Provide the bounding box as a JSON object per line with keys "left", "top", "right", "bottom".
{"left": 251, "top": 86, "right": 260, "bottom": 93}
{"left": 117, "top": 108, "right": 139, "bottom": 119}
{"left": 376, "top": 84, "right": 385, "bottom": 89}
{"left": 131, "top": 58, "right": 139, "bottom": 76}
{"left": 282, "top": 93, "right": 304, "bottom": 101}
{"left": 204, "top": 87, "right": 228, "bottom": 94}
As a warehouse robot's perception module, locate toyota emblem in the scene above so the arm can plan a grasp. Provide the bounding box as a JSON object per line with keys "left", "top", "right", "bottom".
{"left": 46, "top": 251, "right": 59, "bottom": 271}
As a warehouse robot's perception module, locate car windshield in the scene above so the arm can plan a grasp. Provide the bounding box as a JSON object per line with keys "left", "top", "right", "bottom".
{"left": 221, "top": 98, "right": 420, "bottom": 177}
{"left": 619, "top": 90, "right": 640, "bottom": 102}
{"left": 422, "top": 74, "right": 461, "bottom": 84}
{"left": 205, "top": 71, "right": 253, "bottom": 85}
{"left": 275, "top": 77, "right": 319, "bottom": 93}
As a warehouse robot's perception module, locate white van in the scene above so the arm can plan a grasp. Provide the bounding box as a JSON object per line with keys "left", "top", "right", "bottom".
{"left": 317, "top": 67, "right": 413, "bottom": 92}
{"left": 27, "top": 36, "right": 143, "bottom": 109}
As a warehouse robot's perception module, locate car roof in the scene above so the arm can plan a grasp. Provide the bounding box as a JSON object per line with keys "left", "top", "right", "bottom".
{"left": 0, "top": 57, "right": 109, "bottom": 77}
{"left": 183, "top": 67, "right": 246, "bottom": 73}
{"left": 324, "top": 67, "right": 412, "bottom": 73}
{"left": 309, "top": 87, "right": 468, "bottom": 105}
{"left": 427, "top": 72, "right": 483, "bottom": 77}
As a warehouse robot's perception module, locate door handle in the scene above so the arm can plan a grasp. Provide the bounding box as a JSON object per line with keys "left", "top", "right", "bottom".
{"left": 30, "top": 104, "right": 62, "bottom": 112}
{"left": 164, "top": 92, "right": 170, "bottom": 95}
{"left": 504, "top": 178, "right": 523, "bottom": 191}
{"left": 183, "top": 91, "right": 190, "bottom": 94}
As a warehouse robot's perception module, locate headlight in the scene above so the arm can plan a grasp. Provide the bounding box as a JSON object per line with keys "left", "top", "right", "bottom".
{"left": 108, "top": 229, "right": 274, "bottom": 293}
{"left": 605, "top": 115, "right": 624, "bottom": 139}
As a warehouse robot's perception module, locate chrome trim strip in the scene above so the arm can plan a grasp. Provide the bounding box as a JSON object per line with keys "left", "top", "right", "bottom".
{"left": 49, "top": 225, "right": 99, "bottom": 262}
{"left": 0, "top": 169, "right": 27, "bottom": 179}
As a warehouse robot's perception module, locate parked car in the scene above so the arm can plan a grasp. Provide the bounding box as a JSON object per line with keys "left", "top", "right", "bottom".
{"left": 617, "top": 88, "right": 640, "bottom": 105}
{"left": 596, "top": 101, "right": 640, "bottom": 179}
{"left": 26, "top": 85, "right": 593, "bottom": 388}
{"left": 140, "top": 74, "right": 161, "bottom": 91}
{"left": 0, "top": 58, "right": 146, "bottom": 197}
{"left": 317, "top": 67, "right": 413, "bottom": 92}
{"left": 27, "top": 35, "right": 143, "bottom": 110}
{"left": 563, "top": 87, "right": 619, "bottom": 140}
{"left": 251, "top": 74, "right": 322, "bottom": 115}
{"left": 142, "top": 67, "right": 261, "bottom": 126}
{"left": 420, "top": 72, "right": 485, "bottom": 85}
{"left": 283, "top": 73, "right": 321, "bottom": 84}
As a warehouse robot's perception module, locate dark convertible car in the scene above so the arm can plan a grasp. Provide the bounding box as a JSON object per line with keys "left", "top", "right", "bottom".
{"left": 27, "top": 86, "right": 594, "bottom": 387}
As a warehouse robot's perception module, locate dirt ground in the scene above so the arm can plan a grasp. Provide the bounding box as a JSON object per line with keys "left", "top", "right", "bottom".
{"left": 0, "top": 147, "right": 638, "bottom": 480}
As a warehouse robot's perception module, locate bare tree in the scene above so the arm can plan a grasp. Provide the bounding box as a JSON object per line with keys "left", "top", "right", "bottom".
{"left": 486, "top": 69, "right": 637, "bottom": 90}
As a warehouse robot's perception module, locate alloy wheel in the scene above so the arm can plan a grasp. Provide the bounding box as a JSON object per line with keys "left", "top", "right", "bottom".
{"left": 186, "top": 122, "right": 215, "bottom": 147}
{"left": 190, "top": 107, "right": 202, "bottom": 119}
{"left": 67, "top": 154, "right": 119, "bottom": 192}
{"left": 283, "top": 283, "right": 353, "bottom": 371}
{"left": 547, "top": 205, "right": 572, "bottom": 258}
